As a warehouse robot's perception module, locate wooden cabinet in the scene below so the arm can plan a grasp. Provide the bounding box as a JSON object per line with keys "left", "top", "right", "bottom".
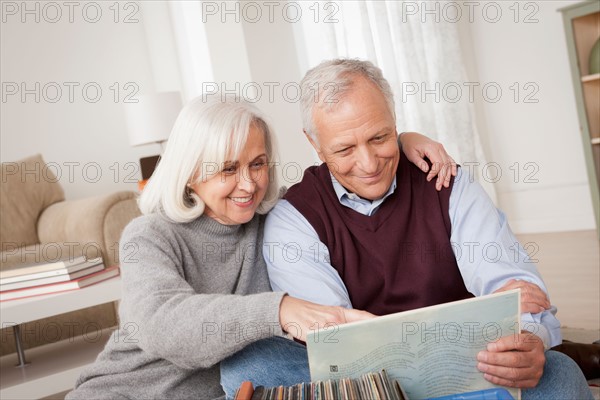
{"left": 561, "top": 1, "right": 600, "bottom": 236}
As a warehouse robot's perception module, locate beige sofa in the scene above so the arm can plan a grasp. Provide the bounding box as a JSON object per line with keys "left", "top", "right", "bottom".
{"left": 0, "top": 154, "right": 141, "bottom": 355}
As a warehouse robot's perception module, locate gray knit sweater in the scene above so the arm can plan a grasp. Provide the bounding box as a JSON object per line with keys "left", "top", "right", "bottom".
{"left": 66, "top": 213, "right": 285, "bottom": 400}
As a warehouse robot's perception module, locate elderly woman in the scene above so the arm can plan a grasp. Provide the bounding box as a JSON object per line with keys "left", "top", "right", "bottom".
{"left": 66, "top": 96, "right": 455, "bottom": 399}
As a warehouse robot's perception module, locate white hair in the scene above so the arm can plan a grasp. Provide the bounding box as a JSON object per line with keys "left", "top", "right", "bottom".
{"left": 299, "top": 58, "right": 396, "bottom": 145}
{"left": 138, "top": 96, "right": 280, "bottom": 223}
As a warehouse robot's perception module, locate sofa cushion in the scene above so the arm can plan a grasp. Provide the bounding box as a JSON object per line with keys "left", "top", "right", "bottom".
{"left": 0, "top": 154, "right": 65, "bottom": 251}
{"left": 37, "top": 191, "right": 140, "bottom": 266}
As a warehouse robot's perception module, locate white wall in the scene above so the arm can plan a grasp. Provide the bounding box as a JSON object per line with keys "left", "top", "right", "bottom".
{"left": 168, "top": 1, "right": 317, "bottom": 186}
{"left": 186, "top": 2, "right": 318, "bottom": 187}
{"left": 0, "top": 2, "right": 168, "bottom": 200}
{"left": 0, "top": 0, "right": 315, "bottom": 201}
{"left": 459, "top": 1, "right": 596, "bottom": 233}
{"left": 240, "top": 9, "right": 318, "bottom": 186}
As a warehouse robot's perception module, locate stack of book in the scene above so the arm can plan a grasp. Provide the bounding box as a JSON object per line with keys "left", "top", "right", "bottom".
{"left": 234, "top": 370, "right": 407, "bottom": 400}
{"left": 0, "top": 256, "right": 119, "bottom": 301}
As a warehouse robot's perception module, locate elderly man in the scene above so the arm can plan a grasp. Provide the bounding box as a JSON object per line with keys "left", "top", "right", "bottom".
{"left": 221, "top": 59, "right": 592, "bottom": 399}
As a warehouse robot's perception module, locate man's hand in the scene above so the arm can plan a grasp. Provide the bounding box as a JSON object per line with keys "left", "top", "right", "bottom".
{"left": 477, "top": 332, "right": 545, "bottom": 388}
{"left": 278, "top": 295, "right": 375, "bottom": 342}
{"left": 398, "top": 132, "right": 457, "bottom": 191}
{"left": 493, "top": 279, "right": 551, "bottom": 314}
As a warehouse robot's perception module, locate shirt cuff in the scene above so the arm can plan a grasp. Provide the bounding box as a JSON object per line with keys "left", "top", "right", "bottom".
{"left": 522, "top": 321, "right": 551, "bottom": 351}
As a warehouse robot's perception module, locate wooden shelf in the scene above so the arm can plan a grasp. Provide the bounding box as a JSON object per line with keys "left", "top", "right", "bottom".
{"left": 0, "top": 327, "right": 116, "bottom": 400}
{"left": 582, "top": 79, "right": 600, "bottom": 137}
{"left": 572, "top": 8, "right": 600, "bottom": 77}
{"left": 581, "top": 73, "right": 600, "bottom": 82}
{"left": 561, "top": 1, "right": 600, "bottom": 236}
{"left": 0, "top": 276, "right": 122, "bottom": 399}
{"left": 0, "top": 276, "right": 122, "bottom": 326}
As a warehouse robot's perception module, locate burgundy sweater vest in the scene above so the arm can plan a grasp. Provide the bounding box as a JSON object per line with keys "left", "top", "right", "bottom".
{"left": 284, "top": 155, "right": 473, "bottom": 316}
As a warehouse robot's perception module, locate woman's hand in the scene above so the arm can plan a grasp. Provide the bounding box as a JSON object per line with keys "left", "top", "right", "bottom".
{"left": 398, "top": 132, "right": 457, "bottom": 191}
{"left": 279, "top": 295, "right": 375, "bottom": 342}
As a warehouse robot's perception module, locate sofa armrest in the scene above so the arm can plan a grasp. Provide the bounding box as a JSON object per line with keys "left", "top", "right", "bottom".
{"left": 37, "top": 191, "right": 141, "bottom": 266}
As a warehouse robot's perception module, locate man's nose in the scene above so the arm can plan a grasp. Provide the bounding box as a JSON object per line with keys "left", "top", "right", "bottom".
{"left": 356, "top": 146, "right": 378, "bottom": 174}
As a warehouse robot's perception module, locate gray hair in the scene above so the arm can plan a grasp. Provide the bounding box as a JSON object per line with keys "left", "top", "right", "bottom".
{"left": 299, "top": 58, "right": 396, "bottom": 144}
{"left": 138, "top": 96, "right": 280, "bottom": 223}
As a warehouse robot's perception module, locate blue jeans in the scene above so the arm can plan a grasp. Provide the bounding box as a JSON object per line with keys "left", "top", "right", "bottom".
{"left": 220, "top": 336, "right": 310, "bottom": 399}
{"left": 220, "top": 337, "right": 593, "bottom": 400}
{"left": 522, "top": 350, "right": 594, "bottom": 400}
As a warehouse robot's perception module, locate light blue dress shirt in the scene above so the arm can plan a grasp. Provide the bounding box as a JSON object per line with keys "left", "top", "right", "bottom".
{"left": 263, "top": 167, "right": 562, "bottom": 348}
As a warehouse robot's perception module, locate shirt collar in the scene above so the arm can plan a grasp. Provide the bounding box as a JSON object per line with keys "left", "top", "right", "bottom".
{"left": 331, "top": 173, "right": 397, "bottom": 203}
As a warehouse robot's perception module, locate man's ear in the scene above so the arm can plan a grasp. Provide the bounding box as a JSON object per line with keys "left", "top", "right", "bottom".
{"left": 303, "top": 130, "right": 325, "bottom": 163}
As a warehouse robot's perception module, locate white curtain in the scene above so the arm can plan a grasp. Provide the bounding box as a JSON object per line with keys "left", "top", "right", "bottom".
{"left": 297, "top": 1, "right": 497, "bottom": 201}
